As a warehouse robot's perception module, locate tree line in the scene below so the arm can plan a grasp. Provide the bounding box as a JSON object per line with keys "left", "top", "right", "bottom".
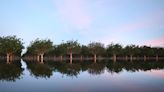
{"left": 0, "top": 36, "right": 164, "bottom": 63}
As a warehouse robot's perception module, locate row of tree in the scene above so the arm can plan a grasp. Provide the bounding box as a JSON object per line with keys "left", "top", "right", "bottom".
{"left": 0, "top": 36, "right": 164, "bottom": 63}
{"left": 23, "top": 37, "right": 164, "bottom": 62}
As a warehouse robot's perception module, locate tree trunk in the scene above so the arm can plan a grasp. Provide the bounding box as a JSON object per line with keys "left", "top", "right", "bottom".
{"left": 70, "top": 52, "right": 72, "bottom": 62}
{"left": 54, "top": 56, "right": 56, "bottom": 61}
{"left": 125, "top": 55, "right": 128, "bottom": 61}
{"left": 40, "top": 53, "right": 44, "bottom": 64}
{"left": 144, "top": 55, "right": 146, "bottom": 61}
{"left": 147, "top": 56, "right": 150, "bottom": 60}
{"left": 94, "top": 54, "right": 96, "bottom": 63}
{"left": 130, "top": 55, "right": 133, "bottom": 61}
{"left": 37, "top": 55, "right": 40, "bottom": 62}
{"left": 6, "top": 53, "right": 10, "bottom": 64}
{"left": 60, "top": 55, "right": 63, "bottom": 61}
{"left": 80, "top": 55, "right": 83, "bottom": 61}
{"left": 136, "top": 56, "right": 139, "bottom": 61}
{"left": 70, "top": 53, "right": 72, "bottom": 64}
{"left": 113, "top": 54, "right": 116, "bottom": 62}
{"left": 10, "top": 54, "right": 13, "bottom": 61}
{"left": 156, "top": 54, "right": 158, "bottom": 61}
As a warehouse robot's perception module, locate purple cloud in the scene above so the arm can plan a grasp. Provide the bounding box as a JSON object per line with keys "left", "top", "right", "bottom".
{"left": 144, "top": 36, "right": 164, "bottom": 47}
{"left": 53, "top": 0, "right": 92, "bottom": 30}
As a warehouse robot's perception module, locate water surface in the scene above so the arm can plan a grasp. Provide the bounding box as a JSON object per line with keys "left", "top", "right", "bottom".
{"left": 0, "top": 60, "right": 164, "bottom": 92}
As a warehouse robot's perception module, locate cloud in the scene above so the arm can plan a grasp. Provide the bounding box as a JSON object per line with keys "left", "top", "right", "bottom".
{"left": 114, "top": 11, "right": 164, "bottom": 32}
{"left": 53, "top": 0, "right": 92, "bottom": 30}
{"left": 143, "top": 36, "right": 164, "bottom": 47}
{"left": 96, "top": 11, "right": 164, "bottom": 46}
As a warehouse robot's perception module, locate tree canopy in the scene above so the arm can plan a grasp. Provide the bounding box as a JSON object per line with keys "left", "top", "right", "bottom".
{"left": 106, "top": 43, "right": 122, "bottom": 56}
{"left": 0, "top": 36, "right": 164, "bottom": 58}
{"left": 27, "top": 38, "right": 53, "bottom": 55}
{"left": 0, "top": 36, "right": 24, "bottom": 56}
{"left": 88, "top": 42, "right": 105, "bottom": 56}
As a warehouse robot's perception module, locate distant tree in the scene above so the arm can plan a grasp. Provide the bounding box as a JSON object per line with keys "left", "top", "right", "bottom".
{"left": 27, "top": 39, "right": 53, "bottom": 63}
{"left": 80, "top": 45, "right": 90, "bottom": 60}
{"left": 152, "top": 47, "right": 164, "bottom": 61}
{"left": 157, "top": 48, "right": 164, "bottom": 57}
{"left": 106, "top": 43, "right": 122, "bottom": 62}
{"left": 0, "top": 36, "right": 24, "bottom": 63}
{"left": 88, "top": 42, "right": 105, "bottom": 62}
{"left": 140, "top": 46, "right": 154, "bottom": 61}
{"left": 124, "top": 45, "right": 140, "bottom": 61}
{"left": 55, "top": 44, "right": 67, "bottom": 61}
{"left": 53, "top": 40, "right": 81, "bottom": 62}
{"left": 65, "top": 40, "right": 81, "bottom": 54}
{"left": 65, "top": 40, "right": 81, "bottom": 63}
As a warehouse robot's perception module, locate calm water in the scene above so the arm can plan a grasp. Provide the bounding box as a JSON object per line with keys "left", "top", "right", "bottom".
{"left": 0, "top": 60, "right": 164, "bottom": 92}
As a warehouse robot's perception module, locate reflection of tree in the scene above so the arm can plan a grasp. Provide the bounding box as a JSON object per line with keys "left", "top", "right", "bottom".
{"left": 125, "top": 61, "right": 164, "bottom": 72}
{"left": 106, "top": 61, "right": 164, "bottom": 73}
{"left": 25, "top": 61, "right": 52, "bottom": 78}
{"left": 0, "top": 60, "right": 24, "bottom": 82}
{"left": 24, "top": 59, "right": 164, "bottom": 78}
{"left": 36, "top": 60, "right": 164, "bottom": 77}
{"left": 106, "top": 61, "right": 125, "bottom": 73}
{"left": 79, "top": 61, "right": 93, "bottom": 72}
{"left": 46, "top": 61, "right": 83, "bottom": 77}
{"left": 56, "top": 62, "right": 81, "bottom": 77}
{"left": 88, "top": 62, "right": 106, "bottom": 75}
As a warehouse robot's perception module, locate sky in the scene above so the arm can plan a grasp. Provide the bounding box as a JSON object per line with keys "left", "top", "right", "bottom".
{"left": 0, "top": 0, "right": 164, "bottom": 50}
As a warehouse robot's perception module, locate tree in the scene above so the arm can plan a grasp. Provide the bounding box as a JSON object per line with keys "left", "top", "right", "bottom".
{"left": 80, "top": 45, "right": 90, "bottom": 60}
{"left": 152, "top": 47, "right": 164, "bottom": 61}
{"left": 106, "top": 43, "right": 122, "bottom": 62}
{"left": 140, "top": 46, "right": 154, "bottom": 61}
{"left": 0, "top": 36, "right": 24, "bottom": 63}
{"left": 27, "top": 39, "right": 53, "bottom": 63}
{"left": 64, "top": 40, "right": 81, "bottom": 63}
{"left": 124, "top": 45, "right": 139, "bottom": 61}
{"left": 55, "top": 43, "right": 67, "bottom": 61}
{"left": 46, "top": 40, "right": 81, "bottom": 63}
{"left": 88, "top": 42, "right": 105, "bottom": 62}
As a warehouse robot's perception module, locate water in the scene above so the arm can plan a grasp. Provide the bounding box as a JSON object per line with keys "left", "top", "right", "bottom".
{"left": 0, "top": 60, "right": 164, "bottom": 92}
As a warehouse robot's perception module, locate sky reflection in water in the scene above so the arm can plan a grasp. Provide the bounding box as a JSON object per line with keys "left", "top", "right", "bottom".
{"left": 0, "top": 60, "right": 164, "bottom": 92}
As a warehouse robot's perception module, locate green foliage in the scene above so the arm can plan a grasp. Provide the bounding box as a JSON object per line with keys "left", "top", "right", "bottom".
{"left": 27, "top": 38, "right": 53, "bottom": 55}
{"left": 65, "top": 40, "right": 81, "bottom": 54}
{"left": 152, "top": 47, "right": 164, "bottom": 56}
{"left": 140, "top": 46, "right": 154, "bottom": 56}
{"left": 106, "top": 43, "right": 122, "bottom": 56}
{"left": 124, "top": 45, "right": 140, "bottom": 56}
{"left": 88, "top": 42, "right": 105, "bottom": 55}
{"left": 55, "top": 43, "right": 67, "bottom": 56}
{"left": 0, "top": 36, "right": 24, "bottom": 56}
{"left": 80, "top": 45, "right": 91, "bottom": 56}
{"left": 57, "top": 40, "right": 81, "bottom": 55}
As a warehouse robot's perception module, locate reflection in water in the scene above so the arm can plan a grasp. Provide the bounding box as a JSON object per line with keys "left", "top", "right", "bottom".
{"left": 23, "top": 60, "right": 164, "bottom": 78}
{"left": 0, "top": 60, "right": 24, "bottom": 82}
{"left": 0, "top": 60, "right": 164, "bottom": 92}
{"left": 0, "top": 60, "right": 164, "bottom": 80}
{"left": 88, "top": 62, "right": 105, "bottom": 75}
{"left": 107, "top": 61, "right": 164, "bottom": 73}
{"left": 25, "top": 61, "right": 52, "bottom": 78}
